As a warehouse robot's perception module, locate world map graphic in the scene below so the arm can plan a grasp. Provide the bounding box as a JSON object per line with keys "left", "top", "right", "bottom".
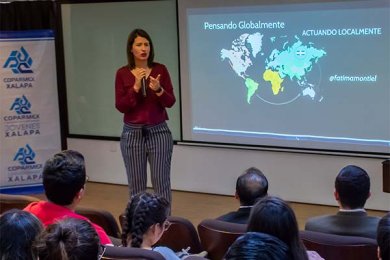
{"left": 221, "top": 32, "right": 327, "bottom": 105}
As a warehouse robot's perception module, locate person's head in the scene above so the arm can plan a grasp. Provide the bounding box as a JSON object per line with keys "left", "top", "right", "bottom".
{"left": 0, "top": 209, "right": 43, "bottom": 260}
{"left": 248, "top": 196, "right": 308, "bottom": 260}
{"left": 43, "top": 150, "right": 87, "bottom": 206}
{"left": 236, "top": 167, "right": 268, "bottom": 206}
{"left": 335, "top": 165, "right": 370, "bottom": 209}
{"left": 34, "top": 217, "right": 100, "bottom": 260}
{"left": 377, "top": 213, "right": 390, "bottom": 260}
{"left": 121, "top": 192, "right": 170, "bottom": 248}
{"left": 225, "top": 232, "right": 291, "bottom": 260}
{"left": 126, "top": 28, "right": 155, "bottom": 69}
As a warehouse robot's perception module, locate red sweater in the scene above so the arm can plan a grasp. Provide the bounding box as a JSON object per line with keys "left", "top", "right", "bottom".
{"left": 24, "top": 201, "right": 112, "bottom": 245}
{"left": 115, "top": 62, "right": 176, "bottom": 125}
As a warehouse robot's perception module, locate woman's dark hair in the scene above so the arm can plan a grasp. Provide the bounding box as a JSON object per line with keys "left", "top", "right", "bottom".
{"left": 225, "top": 232, "right": 291, "bottom": 260}
{"left": 0, "top": 209, "right": 43, "bottom": 260}
{"left": 377, "top": 213, "right": 390, "bottom": 260}
{"left": 247, "top": 196, "right": 308, "bottom": 260}
{"left": 126, "top": 28, "right": 155, "bottom": 69}
{"left": 121, "top": 192, "right": 170, "bottom": 247}
{"left": 34, "top": 218, "right": 100, "bottom": 260}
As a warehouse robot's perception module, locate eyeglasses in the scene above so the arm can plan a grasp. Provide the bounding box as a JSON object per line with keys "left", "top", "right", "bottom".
{"left": 98, "top": 245, "right": 106, "bottom": 260}
{"left": 162, "top": 220, "right": 171, "bottom": 231}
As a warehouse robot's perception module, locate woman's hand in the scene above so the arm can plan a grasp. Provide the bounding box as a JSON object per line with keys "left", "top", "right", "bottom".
{"left": 132, "top": 68, "right": 147, "bottom": 92}
{"left": 149, "top": 74, "right": 161, "bottom": 92}
{"left": 149, "top": 74, "right": 164, "bottom": 95}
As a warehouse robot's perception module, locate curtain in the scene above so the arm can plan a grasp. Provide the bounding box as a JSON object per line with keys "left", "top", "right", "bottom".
{"left": 0, "top": 1, "right": 57, "bottom": 30}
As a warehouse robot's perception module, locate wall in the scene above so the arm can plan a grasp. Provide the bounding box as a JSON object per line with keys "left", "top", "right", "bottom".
{"left": 68, "top": 138, "right": 389, "bottom": 211}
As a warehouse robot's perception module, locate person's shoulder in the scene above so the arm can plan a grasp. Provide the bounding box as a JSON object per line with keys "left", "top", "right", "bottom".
{"left": 307, "top": 250, "right": 325, "bottom": 260}
{"left": 153, "top": 62, "right": 164, "bottom": 67}
{"left": 153, "top": 246, "right": 180, "bottom": 259}
{"left": 307, "top": 214, "right": 334, "bottom": 222}
{"left": 305, "top": 214, "right": 334, "bottom": 228}
{"left": 23, "top": 200, "right": 48, "bottom": 211}
{"left": 366, "top": 215, "right": 381, "bottom": 223}
{"left": 117, "top": 65, "right": 130, "bottom": 74}
{"left": 216, "top": 211, "right": 237, "bottom": 221}
{"left": 336, "top": 211, "right": 378, "bottom": 220}
{"left": 153, "top": 246, "right": 175, "bottom": 252}
{"left": 217, "top": 210, "right": 250, "bottom": 224}
{"left": 152, "top": 62, "right": 168, "bottom": 71}
{"left": 23, "top": 201, "right": 40, "bottom": 212}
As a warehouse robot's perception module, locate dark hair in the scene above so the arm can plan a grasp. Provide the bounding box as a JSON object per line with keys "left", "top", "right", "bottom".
{"left": 121, "top": 192, "right": 170, "bottom": 247}
{"left": 377, "top": 213, "right": 390, "bottom": 260}
{"left": 0, "top": 209, "right": 43, "bottom": 260}
{"left": 225, "top": 232, "right": 291, "bottom": 260}
{"left": 248, "top": 196, "right": 308, "bottom": 260}
{"left": 335, "top": 165, "right": 370, "bottom": 209}
{"left": 43, "top": 150, "right": 86, "bottom": 205}
{"left": 34, "top": 218, "right": 100, "bottom": 260}
{"left": 126, "top": 28, "right": 155, "bottom": 69}
{"left": 236, "top": 167, "right": 268, "bottom": 206}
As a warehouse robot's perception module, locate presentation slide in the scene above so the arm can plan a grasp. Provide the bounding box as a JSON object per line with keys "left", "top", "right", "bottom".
{"left": 179, "top": 0, "right": 390, "bottom": 155}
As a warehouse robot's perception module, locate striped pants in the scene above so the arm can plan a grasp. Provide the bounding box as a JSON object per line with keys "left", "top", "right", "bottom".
{"left": 120, "top": 122, "right": 173, "bottom": 204}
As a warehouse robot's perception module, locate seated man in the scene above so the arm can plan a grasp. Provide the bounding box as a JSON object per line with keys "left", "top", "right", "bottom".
{"left": 216, "top": 167, "right": 268, "bottom": 224}
{"left": 377, "top": 213, "right": 390, "bottom": 260}
{"left": 305, "top": 165, "right": 380, "bottom": 239}
{"left": 24, "top": 150, "right": 112, "bottom": 245}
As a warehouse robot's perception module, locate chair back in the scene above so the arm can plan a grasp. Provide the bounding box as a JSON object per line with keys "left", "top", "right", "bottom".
{"left": 155, "top": 216, "right": 202, "bottom": 253}
{"left": 197, "top": 219, "right": 246, "bottom": 260}
{"left": 76, "top": 207, "right": 121, "bottom": 238}
{"left": 0, "top": 193, "right": 40, "bottom": 214}
{"left": 100, "top": 246, "right": 165, "bottom": 260}
{"left": 119, "top": 214, "right": 202, "bottom": 253}
{"left": 300, "top": 230, "right": 378, "bottom": 260}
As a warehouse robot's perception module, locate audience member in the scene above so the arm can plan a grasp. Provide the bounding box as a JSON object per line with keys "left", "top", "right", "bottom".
{"left": 0, "top": 209, "right": 43, "bottom": 260}
{"left": 305, "top": 165, "right": 380, "bottom": 239}
{"left": 34, "top": 217, "right": 101, "bottom": 260}
{"left": 377, "top": 212, "right": 390, "bottom": 260}
{"left": 24, "top": 150, "right": 112, "bottom": 245}
{"left": 248, "top": 196, "right": 324, "bottom": 260}
{"left": 216, "top": 167, "right": 268, "bottom": 224}
{"left": 225, "top": 232, "right": 291, "bottom": 260}
{"left": 121, "top": 192, "right": 181, "bottom": 259}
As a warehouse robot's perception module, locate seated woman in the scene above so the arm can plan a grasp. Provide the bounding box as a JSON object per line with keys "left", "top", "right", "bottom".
{"left": 0, "top": 209, "right": 43, "bottom": 260}
{"left": 247, "top": 196, "right": 323, "bottom": 260}
{"left": 34, "top": 217, "right": 101, "bottom": 260}
{"left": 225, "top": 232, "right": 291, "bottom": 260}
{"left": 121, "top": 192, "right": 181, "bottom": 259}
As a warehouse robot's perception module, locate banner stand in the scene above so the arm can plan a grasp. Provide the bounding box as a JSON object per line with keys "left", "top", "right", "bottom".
{"left": 0, "top": 30, "right": 61, "bottom": 194}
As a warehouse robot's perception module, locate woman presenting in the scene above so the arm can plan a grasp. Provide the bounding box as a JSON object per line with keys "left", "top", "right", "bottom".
{"left": 115, "top": 29, "right": 176, "bottom": 204}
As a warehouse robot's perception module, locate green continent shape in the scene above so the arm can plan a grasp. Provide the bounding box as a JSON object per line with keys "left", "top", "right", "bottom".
{"left": 245, "top": 78, "right": 259, "bottom": 104}
{"left": 263, "top": 69, "right": 284, "bottom": 95}
{"left": 267, "top": 39, "right": 326, "bottom": 81}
